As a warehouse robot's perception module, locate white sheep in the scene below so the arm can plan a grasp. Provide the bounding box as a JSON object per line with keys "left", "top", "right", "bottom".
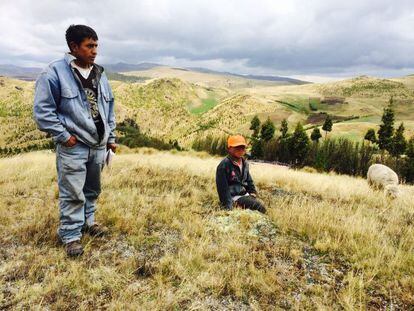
{"left": 367, "top": 164, "right": 400, "bottom": 198}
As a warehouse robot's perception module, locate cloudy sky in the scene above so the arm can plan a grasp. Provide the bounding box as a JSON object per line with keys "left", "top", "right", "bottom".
{"left": 1, "top": 0, "right": 414, "bottom": 80}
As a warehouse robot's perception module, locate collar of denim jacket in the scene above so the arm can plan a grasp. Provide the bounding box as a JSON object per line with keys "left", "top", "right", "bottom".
{"left": 64, "top": 52, "right": 77, "bottom": 66}
{"left": 64, "top": 52, "right": 104, "bottom": 75}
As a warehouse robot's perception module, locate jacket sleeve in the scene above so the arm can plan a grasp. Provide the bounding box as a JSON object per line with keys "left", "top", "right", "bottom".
{"left": 245, "top": 163, "right": 257, "bottom": 194}
{"left": 33, "top": 70, "right": 71, "bottom": 144}
{"left": 106, "top": 77, "right": 116, "bottom": 144}
{"left": 216, "top": 164, "right": 233, "bottom": 210}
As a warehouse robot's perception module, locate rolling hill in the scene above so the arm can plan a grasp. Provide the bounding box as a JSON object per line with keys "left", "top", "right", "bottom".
{"left": 1, "top": 69, "right": 414, "bottom": 152}
{"left": 122, "top": 66, "right": 298, "bottom": 90}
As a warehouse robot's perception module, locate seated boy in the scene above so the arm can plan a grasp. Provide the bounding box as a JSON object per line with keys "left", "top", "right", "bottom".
{"left": 215, "top": 135, "right": 266, "bottom": 213}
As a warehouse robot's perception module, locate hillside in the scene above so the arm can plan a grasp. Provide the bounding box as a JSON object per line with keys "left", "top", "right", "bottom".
{"left": 318, "top": 75, "right": 414, "bottom": 98}
{"left": 0, "top": 77, "right": 46, "bottom": 151}
{"left": 2, "top": 72, "right": 414, "bottom": 152}
{"left": 113, "top": 73, "right": 414, "bottom": 144}
{"left": 0, "top": 150, "right": 413, "bottom": 309}
{"left": 239, "top": 75, "right": 414, "bottom": 140}
{"left": 112, "top": 78, "right": 198, "bottom": 140}
{"left": 123, "top": 66, "right": 295, "bottom": 90}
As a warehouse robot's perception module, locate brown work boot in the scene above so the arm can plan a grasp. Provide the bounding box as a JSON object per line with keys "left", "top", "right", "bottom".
{"left": 65, "top": 240, "right": 84, "bottom": 257}
{"left": 82, "top": 223, "right": 108, "bottom": 237}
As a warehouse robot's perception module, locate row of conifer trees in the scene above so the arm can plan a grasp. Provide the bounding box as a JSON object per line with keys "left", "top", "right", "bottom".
{"left": 192, "top": 99, "right": 414, "bottom": 183}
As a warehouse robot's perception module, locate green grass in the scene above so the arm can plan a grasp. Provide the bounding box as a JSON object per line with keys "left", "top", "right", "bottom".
{"left": 308, "top": 98, "right": 320, "bottom": 111}
{"left": 330, "top": 130, "right": 363, "bottom": 142}
{"left": 189, "top": 97, "right": 218, "bottom": 115}
{"left": 275, "top": 100, "right": 309, "bottom": 114}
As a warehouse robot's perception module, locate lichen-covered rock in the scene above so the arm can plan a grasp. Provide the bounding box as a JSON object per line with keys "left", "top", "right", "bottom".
{"left": 208, "top": 209, "right": 277, "bottom": 242}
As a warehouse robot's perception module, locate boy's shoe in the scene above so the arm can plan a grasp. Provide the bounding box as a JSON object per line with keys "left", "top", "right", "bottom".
{"left": 82, "top": 223, "right": 108, "bottom": 237}
{"left": 65, "top": 240, "right": 84, "bottom": 257}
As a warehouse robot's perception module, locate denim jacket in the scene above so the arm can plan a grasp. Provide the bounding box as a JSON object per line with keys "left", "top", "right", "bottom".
{"left": 215, "top": 156, "right": 257, "bottom": 209}
{"left": 33, "top": 53, "right": 116, "bottom": 148}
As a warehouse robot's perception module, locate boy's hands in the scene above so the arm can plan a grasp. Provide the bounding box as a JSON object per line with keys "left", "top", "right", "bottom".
{"left": 107, "top": 143, "right": 117, "bottom": 153}
{"left": 63, "top": 136, "right": 117, "bottom": 152}
{"left": 250, "top": 193, "right": 257, "bottom": 198}
{"left": 63, "top": 135, "right": 77, "bottom": 147}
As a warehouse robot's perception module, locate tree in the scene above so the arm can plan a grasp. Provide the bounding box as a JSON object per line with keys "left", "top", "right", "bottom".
{"left": 322, "top": 115, "right": 333, "bottom": 138}
{"left": 280, "top": 119, "right": 289, "bottom": 139}
{"left": 377, "top": 105, "right": 395, "bottom": 152}
{"left": 364, "top": 128, "right": 377, "bottom": 144}
{"left": 403, "top": 137, "right": 414, "bottom": 183}
{"left": 289, "top": 122, "right": 310, "bottom": 165}
{"left": 277, "top": 119, "right": 291, "bottom": 163}
{"left": 390, "top": 122, "right": 407, "bottom": 158}
{"left": 310, "top": 127, "right": 322, "bottom": 143}
{"left": 407, "top": 137, "right": 414, "bottom": 158}
{"left": 263, "top": 138, "right": 279, "bottom": 161}
{"left": 250, "top": 138, "right": 264, "bottom": 159}
{"left": 260, "top": 117, "right": 275, "bottom": 142}
{"left": 250, "top": 115, "right": 261, "bottom": 138}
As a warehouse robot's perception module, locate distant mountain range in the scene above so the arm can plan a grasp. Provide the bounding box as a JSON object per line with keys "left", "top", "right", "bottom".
{"left": 0, "top": 64, "right": 43, "bottom": 81}
{"left": 103, "top": 62, "right": 161, "bottom": 72}
{"left": 0, "top": 62, "right": 309, "bottom": 84}
{"left": 187, "top": 67, "right": 310, "bottom": 84}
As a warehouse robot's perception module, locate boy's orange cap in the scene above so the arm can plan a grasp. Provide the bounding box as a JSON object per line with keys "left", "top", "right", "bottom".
{"left": 228, "top": 135, "right": 247, "bottom": 147}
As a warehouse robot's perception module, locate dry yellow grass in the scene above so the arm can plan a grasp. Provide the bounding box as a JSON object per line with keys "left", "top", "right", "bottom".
{"left": 0, "top": 149, "right": 413, "bottom": 310}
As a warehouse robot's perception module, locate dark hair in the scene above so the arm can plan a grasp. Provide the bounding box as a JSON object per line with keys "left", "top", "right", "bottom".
{"left": 65, "top": 24, "right": 98, "bottom": 51}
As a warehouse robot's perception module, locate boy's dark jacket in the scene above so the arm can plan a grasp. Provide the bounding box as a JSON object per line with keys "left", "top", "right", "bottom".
{"left": 215, "top": 156, "right": 257, "bottom": 209}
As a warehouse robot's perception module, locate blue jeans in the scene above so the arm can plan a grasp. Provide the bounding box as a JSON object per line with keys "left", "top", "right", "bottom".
{"left": 56, "top": 141, "right": 106, "bottom": 244}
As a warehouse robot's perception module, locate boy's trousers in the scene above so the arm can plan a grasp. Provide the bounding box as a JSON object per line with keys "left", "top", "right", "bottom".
{"left": 55, "top": 141, "right": 106, "bottom": 244}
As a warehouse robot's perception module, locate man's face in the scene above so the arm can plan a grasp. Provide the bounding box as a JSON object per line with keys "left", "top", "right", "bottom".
{"left": 70, "top": 37, "right": 98, "bottom": 65}
{"left": 228, "top": 145, "right": 246, "bottom": 159}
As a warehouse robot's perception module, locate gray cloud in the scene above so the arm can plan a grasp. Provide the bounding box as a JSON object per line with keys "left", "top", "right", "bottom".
{"left": 1, "top": 0, "right": 414, "bottom": 77}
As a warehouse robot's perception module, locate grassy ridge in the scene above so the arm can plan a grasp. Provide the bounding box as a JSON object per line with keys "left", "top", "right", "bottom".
{"left": 0, "top": 150, "right": 413, "bottom": 309}
{"left": 3, "top": 73, "right": 414, "bottom": 150}
{"left": 318, "top": 76, "right": 414, "bottom": 98}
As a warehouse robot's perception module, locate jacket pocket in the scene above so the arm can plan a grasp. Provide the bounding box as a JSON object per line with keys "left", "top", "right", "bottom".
{"left": 60, "top": 87, "right": 81, "bottom": 112}
{"left": 61, "top": 87, "right": 79, "bottom": 99}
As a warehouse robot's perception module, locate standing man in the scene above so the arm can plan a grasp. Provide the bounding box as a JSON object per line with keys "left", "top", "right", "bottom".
{"left": 34, "top": 25, "right": 117, "bottom": 257}
{"left": 215, "top": 135, "right": 266, "bottom": 213}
